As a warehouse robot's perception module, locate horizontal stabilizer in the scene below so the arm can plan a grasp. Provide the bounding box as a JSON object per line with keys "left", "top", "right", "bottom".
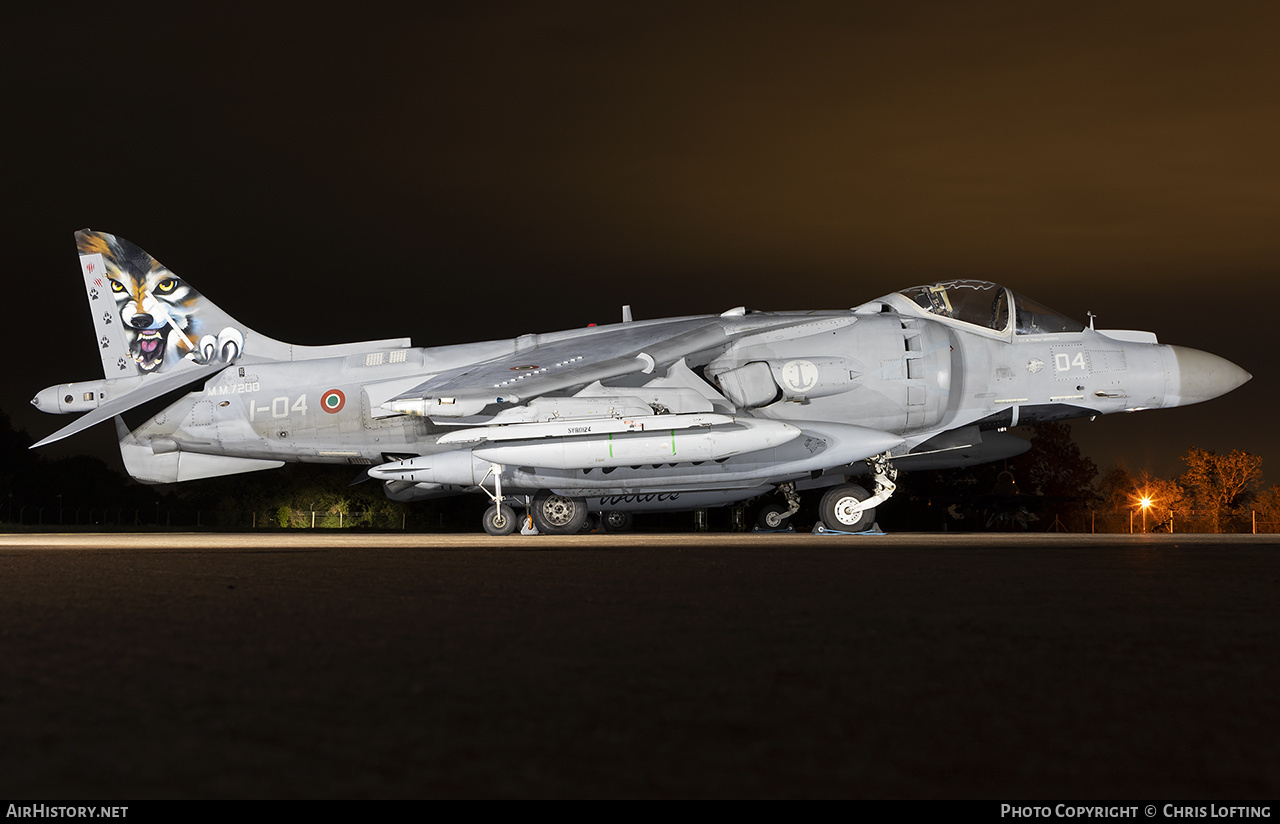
{"left": 31, "top": 361, "right": 225, "bottom": 448}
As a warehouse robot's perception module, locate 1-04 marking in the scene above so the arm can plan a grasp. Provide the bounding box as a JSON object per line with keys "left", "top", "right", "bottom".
{"left": 249, "top": 395, "right": 309, "bottom": 421}
{"left": 248, "top": 389, "right": 344, "bottom": 420}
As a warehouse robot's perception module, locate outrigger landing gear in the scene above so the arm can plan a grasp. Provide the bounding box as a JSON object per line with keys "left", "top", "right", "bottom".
{"left": 473, "top": 463, "right": 590, "bottom": 536}
{"left": 817, "top": 452, "right": 898, "bottom": 533}
{"left": 601, "top": 510, "right": 634, "bottom": 533}
{"left": 477, "top": 463, "right": 518, "bottom": 536}
{"left": 757, "top": 482, "right": 802, "bottom": 529}
{"left": 482, "top": 503, "right": 517, "bottom": 536}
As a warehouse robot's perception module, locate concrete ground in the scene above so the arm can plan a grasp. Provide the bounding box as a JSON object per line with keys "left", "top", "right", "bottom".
{"left": 1, "top": 532, "right": 1277, "bottom": 799}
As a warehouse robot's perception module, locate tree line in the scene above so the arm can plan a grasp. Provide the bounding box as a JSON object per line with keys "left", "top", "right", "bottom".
{"left": 899, "top": 422, "right": 1275, "bottom": 533}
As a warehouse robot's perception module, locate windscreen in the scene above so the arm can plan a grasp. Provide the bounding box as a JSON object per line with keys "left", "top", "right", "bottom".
{"left": 1012, "top": 293, "right": 1085, "bottom": 335}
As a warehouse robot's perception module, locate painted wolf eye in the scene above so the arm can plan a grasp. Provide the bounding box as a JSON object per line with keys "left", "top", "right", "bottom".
{"left": 109, "top": 280, "right": 124, "bottom": 293}
{"left": 157, "top": 278, "right": 177, "bottom": 293}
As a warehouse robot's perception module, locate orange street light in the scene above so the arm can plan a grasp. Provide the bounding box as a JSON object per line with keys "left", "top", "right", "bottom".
{"left": 1139, "top": 495, "right": 1153, "bottom": 533}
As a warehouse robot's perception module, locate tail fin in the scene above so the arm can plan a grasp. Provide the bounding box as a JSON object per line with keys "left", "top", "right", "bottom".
{"left": 30, "top": 231, "right": 298, "bottom": 449}
{"left": 76, "top": 229, "right": 291, "bottom": 379}
{"left": 33, "top": 230, "right": 414, "bottom": 449}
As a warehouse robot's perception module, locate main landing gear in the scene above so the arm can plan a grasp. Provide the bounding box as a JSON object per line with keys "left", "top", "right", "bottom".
{"left": 472, "top": 453, "right": 899, "bottom": 535}
{"left": 529, "top": 490, "right": 589, "bottom": 535}
{"left": 475, "top": 463, "right": 595, "bottom": 536}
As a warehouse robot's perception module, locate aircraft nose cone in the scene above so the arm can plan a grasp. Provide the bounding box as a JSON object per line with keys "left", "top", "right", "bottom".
{"left": 1169, "top": 345, "right": 1251, "bottom": 406}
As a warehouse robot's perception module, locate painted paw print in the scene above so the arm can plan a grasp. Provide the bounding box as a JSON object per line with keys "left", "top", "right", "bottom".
{"left": 116, "top": 357, "right": 128, "bottom": 370}
{"left": 100, "top": 336, "right": 110, "bottom": 349}
{"left": 89, "top": 288, "right": 99, "bottom": 301}
{"left": 101, "top": 311, "right": 112, "bottom": 325}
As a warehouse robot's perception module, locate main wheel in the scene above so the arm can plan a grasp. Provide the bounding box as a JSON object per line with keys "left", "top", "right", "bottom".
{"left": 601, "top": 510, "right": 634, "bottom": 533}
{"left": 482, "top": 503, "right": 517, "bottom": 536}
{"left": 757, "top": 503, "right": 791, "bottom": 530}
{"left": 530, "top": 491, "right": 588, "bottom": 535}
{"left": 819, "top": 484, "right": 874, "bottom": 532}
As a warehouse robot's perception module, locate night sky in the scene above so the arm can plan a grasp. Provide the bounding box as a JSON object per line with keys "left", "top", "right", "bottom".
{"left": 8, "top": 2, "right": 1278, "bottom": 479}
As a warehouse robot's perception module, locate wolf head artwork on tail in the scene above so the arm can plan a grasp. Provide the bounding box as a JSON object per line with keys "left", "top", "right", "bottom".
{"left": 77, "top": 230, "right": 245, "bottom": 375}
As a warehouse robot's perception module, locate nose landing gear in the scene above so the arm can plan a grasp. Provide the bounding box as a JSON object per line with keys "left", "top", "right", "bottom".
{"left": 756, "top": 452, "right": 898, "bottom": 533}
{"left": 816, "top": 453, "right": 898, "bottom": 533}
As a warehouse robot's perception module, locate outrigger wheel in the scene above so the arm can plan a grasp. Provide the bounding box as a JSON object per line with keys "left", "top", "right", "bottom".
{"left": 819, "top": 484, "right": 875, "bottom": 532}
{"left": 758, "top": 482, "right": 802, "bottom": 529}
{"left": 531, "top": 490, "right": 589, "bottom": 535}
{"left": 757, "top": 503, "right": 791, "bottom": 529}
{"left": 482, "top": 503, "right": 517, "bottom": 536}
{"left": 602, "top": 510, "right": 633, "bottom": 533}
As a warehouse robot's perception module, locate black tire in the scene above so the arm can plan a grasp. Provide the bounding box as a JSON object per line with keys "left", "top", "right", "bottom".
{"left": 758, "top": 503, "right": 790, "bottom": 530}
{"left": 530, "top": 491, "right": 588, "bottom": 535}
{"left": 819, "top": 484, "right": 874, "bottom": 532}
{"left": 601, "top": 510, "right": 634, "bottom": 533}
{"left": 482, "top": 504, "right": 517, "bottom": 536}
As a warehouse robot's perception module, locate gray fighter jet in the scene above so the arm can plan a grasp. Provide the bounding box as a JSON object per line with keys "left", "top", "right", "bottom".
{"left": 32, "top": 230, "right": 1251, "bottom": 534}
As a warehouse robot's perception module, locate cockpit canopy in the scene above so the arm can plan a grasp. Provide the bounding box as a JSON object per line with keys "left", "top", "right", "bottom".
{"left": 895, "top": 280, "right": 1084, "bottom": 335}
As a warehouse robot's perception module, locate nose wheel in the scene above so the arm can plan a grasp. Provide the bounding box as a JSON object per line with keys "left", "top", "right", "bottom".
{"left": 816, "top": 453, "right": 898, "bottom": 533}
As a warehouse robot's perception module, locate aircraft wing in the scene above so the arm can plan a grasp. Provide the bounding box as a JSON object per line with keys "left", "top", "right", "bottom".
{"left": 386, "top": 316, "right": 742, "bottom": 417}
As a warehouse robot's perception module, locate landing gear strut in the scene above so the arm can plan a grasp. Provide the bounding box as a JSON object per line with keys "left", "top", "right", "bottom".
{"left": 476, "top": 463, "right": 518, "bottom": 536}
{"left": 817, "top": 452, "right": 898, "bottom": 532}
{"left": 757, "top": 482, "right": 802, "bottom": 529}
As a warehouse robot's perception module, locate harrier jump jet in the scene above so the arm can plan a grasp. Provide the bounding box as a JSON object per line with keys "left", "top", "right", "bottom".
{"left": 33, "top": 230, "right": 1250, "bottom": 534}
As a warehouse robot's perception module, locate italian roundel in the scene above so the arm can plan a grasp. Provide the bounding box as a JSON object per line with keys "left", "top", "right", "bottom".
{"left": 321, "top": 389, "right": 346, "bottom": 414}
